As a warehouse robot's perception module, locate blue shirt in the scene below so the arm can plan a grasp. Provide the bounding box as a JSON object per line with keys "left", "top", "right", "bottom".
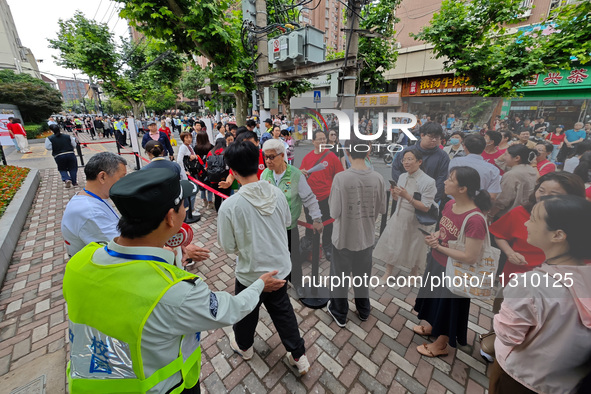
{"left": 565, "top": 129, "right": 585, "bottom": 143}
{"left": 449, "top": 154, "right": 502, "bottom": 194}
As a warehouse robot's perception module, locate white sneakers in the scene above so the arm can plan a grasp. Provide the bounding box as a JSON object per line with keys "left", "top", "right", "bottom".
{"left": 287, "top": 353, "right": 310, "bottom": 376}
{"left": 230, "top": 334, "right": 309, "bottom": 376}
{"left": 229, "top": 334, "right": 253, "bottom": 360}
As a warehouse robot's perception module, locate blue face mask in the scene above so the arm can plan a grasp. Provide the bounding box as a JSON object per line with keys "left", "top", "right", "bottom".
{"left": 449, "top": 138, "right": 460, "bottom": 145}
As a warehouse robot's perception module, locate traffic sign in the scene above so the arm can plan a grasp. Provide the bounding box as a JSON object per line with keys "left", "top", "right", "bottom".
{"left": 313, "top": 90, "right": 321, "bottom": 103}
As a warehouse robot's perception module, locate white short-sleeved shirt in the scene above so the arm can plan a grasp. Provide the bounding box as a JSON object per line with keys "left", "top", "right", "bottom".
{"left": 61, "top": 194, "right": 120, "bottom": 256}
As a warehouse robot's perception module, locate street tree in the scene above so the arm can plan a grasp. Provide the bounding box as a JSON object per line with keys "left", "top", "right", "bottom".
{"left": 357, "top": 0, "right": 400, "bottom": 92}
{"left": 116, "top": 0, "right": 254, "bottom": 125}
{"left": 49, "top": 12, "right": 183, "bottom": 117}
{"left": 0, "top": 70, "right": 63, "bottom": 123}
{"left": 414, "top": 0, "right": 591, "bottom": 97}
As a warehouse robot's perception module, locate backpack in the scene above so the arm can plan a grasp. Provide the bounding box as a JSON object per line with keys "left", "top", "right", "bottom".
{"left": 184, "top": 154, "right": 207, "bottom": 181}
{"left": 206, "top": 153, "right": 227, "bottom": 183}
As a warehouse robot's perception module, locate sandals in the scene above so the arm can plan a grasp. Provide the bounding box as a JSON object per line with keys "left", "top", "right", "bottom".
{"left": 417, "top": 343, "right": 448, "bottom": 358}
{"left": 412, "top": 325, "right": 432, "bottom": 337}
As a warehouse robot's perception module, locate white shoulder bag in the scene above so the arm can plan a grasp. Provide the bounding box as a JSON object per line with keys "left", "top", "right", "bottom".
{"left": 445, "top": 211, "right": 500, "bottom": 300}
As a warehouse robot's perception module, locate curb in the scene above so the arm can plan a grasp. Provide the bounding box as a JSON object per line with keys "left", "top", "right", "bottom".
{"left": 0, "top": 169, "right": 40, "bottom": 287}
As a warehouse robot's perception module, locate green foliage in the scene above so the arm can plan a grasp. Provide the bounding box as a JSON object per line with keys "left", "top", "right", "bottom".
{"left": 103, "top": 98, "right": 132, "bottom": 115}
{"left": 115, "top": 0, "right": 254, "bottom": 122}
{"left": 414, "top": 0, "right": 591, "bottom": 97}
{"left": 23, "top": 123, "right": 48, "bottom": 139}
{"left": 0, "top": 71, "right": 63, "bottom": 123}
{"left": 49, "top": 12, "right": 183, "bottom": 115}
{"left": 326, "top": 48, "right": 345, "bottom": 61}
{"left": 144, "top": 87, "right": 178, "bottom": 113}
{"left": 179, "top": 67, "right": 207, "bottom": 100}
{"left": 357, "top": 0, "right": 401, "bottom": 91}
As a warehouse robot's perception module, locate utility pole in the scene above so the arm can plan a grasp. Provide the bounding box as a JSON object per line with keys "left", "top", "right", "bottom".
{"left": 73, "top": 74, "right": 88, "bottom": 114}
{"left": 255, "top": 0, "right": 270, "bottom": 128}
{"left": 339, "top": 0, "right": 361, "bottom": 113}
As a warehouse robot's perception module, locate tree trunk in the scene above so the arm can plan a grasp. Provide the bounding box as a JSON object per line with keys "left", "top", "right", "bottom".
{"left": 129, "top": 100, "right": 142, "bottom": 118}
{"left": 281, "top": 96, "right": 292, "bottom": 121}
{"left": 234, "top": 91, "right": 248, "bottom": 127}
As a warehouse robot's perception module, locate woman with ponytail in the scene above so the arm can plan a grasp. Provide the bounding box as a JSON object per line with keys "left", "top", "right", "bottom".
{"left": 45, "top": 124, "right": 78, "bottom": 188}
{"left": 489, "top": 144, "right": 538, "bottom": 220}
{"left": 412, "top": 166, "right": 491, "bottom": 357}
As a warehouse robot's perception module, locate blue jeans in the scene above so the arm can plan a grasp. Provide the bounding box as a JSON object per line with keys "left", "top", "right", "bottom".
{"left": 54, "top": 153, "right": 78, "bottom": 185}
{"left": 551, "top": 145, "right": 560, "bottom": 162}
{"left": 199, "top": 188, "right": 213, "bottom": 202}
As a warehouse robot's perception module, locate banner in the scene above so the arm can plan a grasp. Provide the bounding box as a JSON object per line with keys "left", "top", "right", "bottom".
{"left": 0, "top": 114, "right": 15, "bottom": 146}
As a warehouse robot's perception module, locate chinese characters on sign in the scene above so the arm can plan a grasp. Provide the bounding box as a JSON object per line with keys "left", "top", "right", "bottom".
{"left": 355, "top": 93, "right": 400, "bottom": 108}
{"left": 404, "top": 75, "right": 478, "bottom": 96}
{"left": 521, "top": 67, "right": 590, "bottom": 90}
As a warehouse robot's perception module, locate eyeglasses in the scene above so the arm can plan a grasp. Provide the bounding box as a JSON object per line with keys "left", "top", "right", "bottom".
{"left": 329, "top": 133, "right": 337, "bottom": 137}
{"left": 265, "top": 153, "right": 283, "bottom": 161}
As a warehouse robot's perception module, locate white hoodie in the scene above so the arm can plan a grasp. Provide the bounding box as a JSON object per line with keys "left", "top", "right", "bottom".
{"left": 494, "top": 264, "right": 591, "bottom": 393}
{"left": 217, "top": 181, "right": 292, "bottom": 286}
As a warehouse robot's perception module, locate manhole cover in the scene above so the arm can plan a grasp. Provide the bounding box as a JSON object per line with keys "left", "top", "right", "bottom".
{"left": 10, "top": 375, "right": 45, "bottom": 394}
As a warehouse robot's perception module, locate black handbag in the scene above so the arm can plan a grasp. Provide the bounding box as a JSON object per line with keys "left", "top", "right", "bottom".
{"left": 413, "top": 192, "right": 438, "bottom": 226}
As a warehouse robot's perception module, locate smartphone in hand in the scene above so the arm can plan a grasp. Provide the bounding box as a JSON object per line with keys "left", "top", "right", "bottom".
{"left": 418, "top": 228, "right": 431, "bottom": 236}
{"left": 389, "top": 179, "right": 397, "bottom": 188}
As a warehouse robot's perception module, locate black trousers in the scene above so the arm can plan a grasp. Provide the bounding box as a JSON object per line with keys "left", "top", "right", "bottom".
{"left": 211, "top": 184, "right": 231, "bottom": 212}
{"left": 328, "top": 247, "right": 372, "bottom": 322}
{"left": 233, "top": 278, "right": 305, "bottom": 359}
{"left": 304, "top": 197, "right": 332, "bottom": 251}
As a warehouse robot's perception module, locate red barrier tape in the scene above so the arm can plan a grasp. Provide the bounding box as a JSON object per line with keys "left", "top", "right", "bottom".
{"left": 297, "top": 218, "right": 335, "bottom": 229}
{"left": 79, "top": 140, "right": 117, "bottom": 145}
{"left": 121, "top": 145, "right": 335, "bottom": 228}
{"left": 118, "top": 144, "right": 231, "bottom": 200}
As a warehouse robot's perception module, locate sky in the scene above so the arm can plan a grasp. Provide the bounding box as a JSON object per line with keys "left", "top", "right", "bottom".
{"left": 6, "top": 0, "right": 128, "bottom": 82}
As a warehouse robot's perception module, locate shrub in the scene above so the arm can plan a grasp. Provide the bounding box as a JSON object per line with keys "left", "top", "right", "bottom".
{"left": 0, "top": 166, "right": 30, "bottom": 218}
{"left": 24, "top": 123, "right": 48, "bottom": 139}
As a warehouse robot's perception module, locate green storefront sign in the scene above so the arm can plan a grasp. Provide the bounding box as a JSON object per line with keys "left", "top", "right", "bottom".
{"left": 517, "top": 66, "right": 591, "bottom": 94}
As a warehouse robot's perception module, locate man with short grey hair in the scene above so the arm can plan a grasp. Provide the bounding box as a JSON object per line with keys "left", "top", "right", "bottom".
{"left": 62, "top": 152, "right": 128, "bottom": 256}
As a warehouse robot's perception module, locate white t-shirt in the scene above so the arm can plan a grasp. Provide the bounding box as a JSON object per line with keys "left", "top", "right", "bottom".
{"left": 563, "top": 157, "right": 580, "bottom": 173}
{"left": 61, "top": 194, "right": 120, "bottom": 256}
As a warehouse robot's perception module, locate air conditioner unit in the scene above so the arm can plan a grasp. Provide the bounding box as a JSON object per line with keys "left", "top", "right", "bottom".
{"left": 519, "top": 9, "right": 532, "bottom": 18}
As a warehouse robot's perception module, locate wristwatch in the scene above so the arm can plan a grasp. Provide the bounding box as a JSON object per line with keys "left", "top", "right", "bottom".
{"left": 313, "top": 218, "right": 322, "bottom": 224}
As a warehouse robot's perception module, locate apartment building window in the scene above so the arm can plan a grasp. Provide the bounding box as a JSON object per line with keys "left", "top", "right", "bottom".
{"left": 518, "top": 0, "right": 534, "bottom": 18}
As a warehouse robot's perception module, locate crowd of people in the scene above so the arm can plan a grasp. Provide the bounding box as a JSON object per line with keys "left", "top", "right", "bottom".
{"left": 55, "top": 108, "right": 591, "bottom": 393}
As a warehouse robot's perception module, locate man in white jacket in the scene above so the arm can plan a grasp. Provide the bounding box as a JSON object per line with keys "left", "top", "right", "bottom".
{"left": 217, "top": 140, "right": 310, "bottom": 376}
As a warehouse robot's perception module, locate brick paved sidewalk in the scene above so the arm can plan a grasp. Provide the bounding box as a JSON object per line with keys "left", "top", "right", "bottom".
{"left": 0, "top": 169, "right": 493, "bottom": 393}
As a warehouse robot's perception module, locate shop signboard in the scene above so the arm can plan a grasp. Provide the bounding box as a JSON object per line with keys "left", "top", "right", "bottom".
{"left": 518, "top": 66, "right": 591, "bottom": 91}
{"left": 402, "top": 75, "right": 479, "bottom": 97}
{"left": 355, "top": 92, "right": 400, "bottom": 108}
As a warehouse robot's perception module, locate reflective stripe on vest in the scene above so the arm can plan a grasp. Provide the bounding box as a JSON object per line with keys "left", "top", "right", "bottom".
{"left": 63, "top": 243, "right": 201, "bottom": 393}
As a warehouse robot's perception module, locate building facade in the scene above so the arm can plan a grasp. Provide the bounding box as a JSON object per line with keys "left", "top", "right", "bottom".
{"left": 56, "top": 79, "right": 91, "bottom": 104}
{"left": 0, "top": 0, "right": 41, "bottom": 79}
{"left": 299, "top": 0, "right": 345, "bottom": 53}
{"left": 380, "top": 0, "right": 589, "bottom": 127}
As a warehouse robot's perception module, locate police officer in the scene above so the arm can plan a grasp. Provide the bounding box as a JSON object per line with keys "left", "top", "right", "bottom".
{"left": 63, "top": 168, "right": 285, "bottom": 393}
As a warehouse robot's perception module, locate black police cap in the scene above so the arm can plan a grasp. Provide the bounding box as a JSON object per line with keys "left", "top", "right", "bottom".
{"left": 110, "top": 168, "right": 198, "bottom": 219}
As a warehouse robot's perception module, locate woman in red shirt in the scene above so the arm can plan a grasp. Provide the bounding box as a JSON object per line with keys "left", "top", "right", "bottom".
{"left": 11, "top": 118, "right": 32, "bottom": 153}
{"left": 490, "top": 172, "right": 585, "bottom": 278}
{"left": 545, "top": 124, "right": 565, "bottom": 162}
{"left": 413, "top": 166, "right": 491, "bottom": 357}
{"left": 158, "top": 118, "right": 172, "bottom": 140}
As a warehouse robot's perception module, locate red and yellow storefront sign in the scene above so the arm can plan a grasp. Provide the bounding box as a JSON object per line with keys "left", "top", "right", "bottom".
{"left": 402, "top": 75, "right": 479, "bottom": 97}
